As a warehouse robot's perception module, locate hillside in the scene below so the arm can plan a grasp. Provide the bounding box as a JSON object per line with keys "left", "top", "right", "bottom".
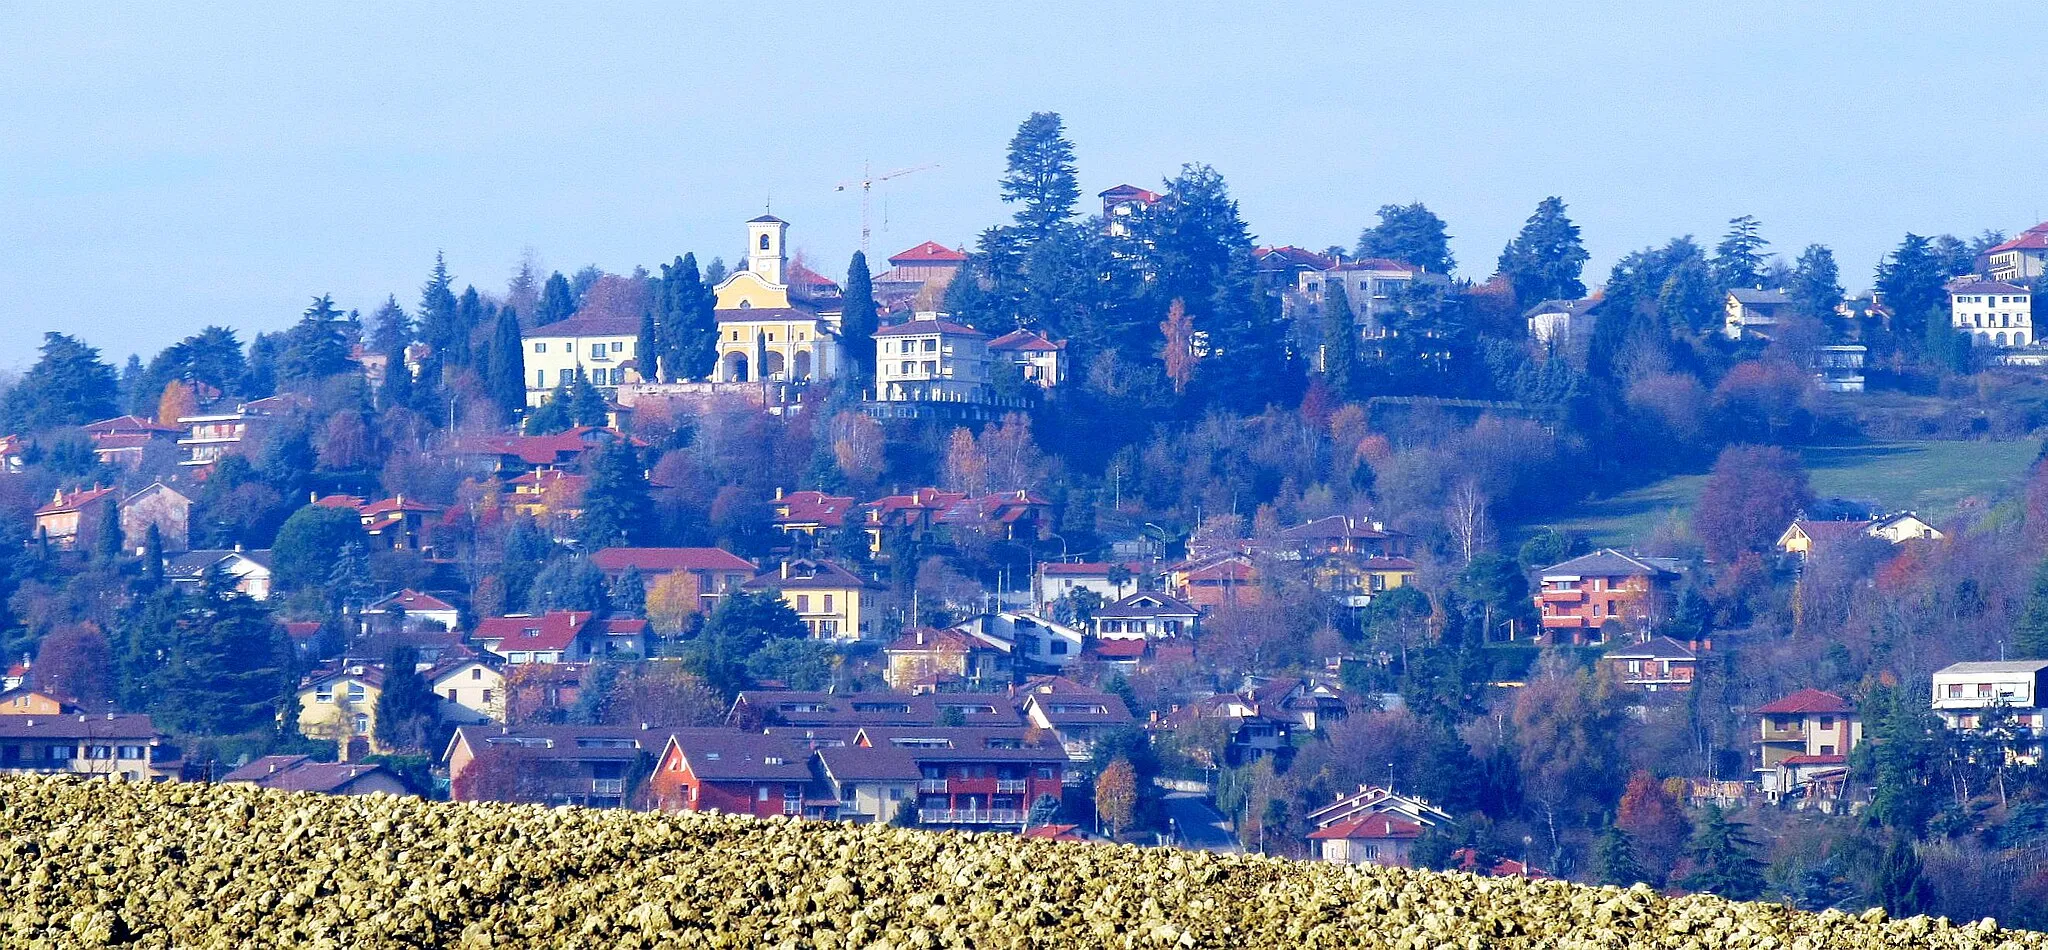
{"left": 0, "top": 776, "right": 2036, "bottom": 948}
{"left": 1545, "top": 439, "right": 2042, "bottom": 547}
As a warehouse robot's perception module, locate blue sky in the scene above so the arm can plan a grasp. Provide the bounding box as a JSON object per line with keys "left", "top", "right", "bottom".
{"left": 2, "top": 2, "right": 2042, "bottom": 371}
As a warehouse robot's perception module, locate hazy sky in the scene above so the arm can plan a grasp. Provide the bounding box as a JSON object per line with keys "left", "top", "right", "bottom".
{"left": 3, "top": 2, "right": 2043, "bottom": 371}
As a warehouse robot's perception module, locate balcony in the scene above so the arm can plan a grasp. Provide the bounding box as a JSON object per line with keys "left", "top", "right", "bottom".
{"left": 1540, "top": 615, "right": 1587, "bottom": 629}
{"left": 1756, "top": 728, "right": 1807, "bottom": 745}
{"left": 591, "top": 778, "right": 625, "bottom": 797}
{"left": 918, "top": 778, "right": 949, "bottom": 793}
{"left": 1541, "top": 589, "right": 1584, "bottom": 603}
{"left": 919, "top": 808, "right": 1024, "bottom": 826}
{"left": 995, "top": 779, "right": 1028, "bottom": 794}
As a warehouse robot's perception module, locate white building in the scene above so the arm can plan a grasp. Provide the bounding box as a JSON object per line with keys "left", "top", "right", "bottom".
{"left": 1296, "top": 258, "right": 1426, "bottom": 331}
{"left": 1525, "top": 298, "right": 1599, "bottom": 347}
{"left": 987, "top": 329, "right": 1068, "bottom": 389}
{"left": 1949, "top": 279, "right": 2033, "bottom": 348}
{"left": 1723, "top": 288, "right": 1793, "bottom": 341}
{"left": 1932, "top": 660, "right": 2048, "bottom": 757}
{"left": 872, "top": 312, "right": 991, "bottom": 403}
{"left": 521, "top": 315, "right": 643, "bottom": 406}
{"left": 1987, "top": 223, "right": 2048, "bottom": 283}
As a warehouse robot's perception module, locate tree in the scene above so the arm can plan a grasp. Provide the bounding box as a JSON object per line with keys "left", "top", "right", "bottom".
{"left": 568, "top": 371, "right": 609, "bottom": 427}
{"left": 1788, "top": 244, "right": 1844, "bottom": 319}
{"left": 658, "top": 254, "right": 718, "bottom": 382}
{"left": 1710, "top": 215, "right": 1769, "bottom": 290}
{"left": 1876, "top": 234, "right": 1950, "bottom": 343}
{"left": 368, "top": 295, "right": 412, "bottom": 354}
{"left": 1095, "top": 756, "right": 1138, "bottom": 839}
{"left": 378, "top": 337, "right": 414, "bottom": 413}
{"left": 278, "top": 295, "right": 352, "bottom": 385}
{"left": 487, "top": 305, "right": 527, "bottom": 420}
{"left": 1357, "top": 202, "right": 1455, "bottom": 274}
{"left": 635, "top": 308, "right": 658, "bottom": 383}
{"left": 1160, "top": 298, "right": 1197, "bottom": 395}
{"left": 744, "top": 638, "right": 834, "bottom": 690}
{"left": 645, "top": 571, "right": 703, "bottom": 637}
{"left": 1142, "top": 164, "right": 1295, "bottom": 412}
{"left": 1614, "top": 771, "right": 1689, "bottom": 882}
{"left": 417, "top": 253, "right": 461, "bottom": 367}
{"left": 1592, "top": 826, "right": 1649, "bottom": 887}
{"left": 1680, "top": 805, "right": 1765, "bottom": 900}
{"left": 842, "top": 252, "right": 878, "bottom": 384}
{"left": 2, "top": 332, "right": 118, "bottom": 431}
{"left": 687, "top": 589, "right": 808, "bottom": 697}
{"left": 527, "top": 556, "right": 608, "bottom": 613}
{"left": 537, "top": 271, "right": 576, "bottom": 326}
{"left": 1874, "top": 835, "right": 1932, "bottom": 916}
{"left": 373, "top": 644, "right": 438, "bottom": 752}
{"left": 1027, "top": 793, "right": 1060, "bottom": 829}
{"left": 1693, "top": 444, "right": 1810, "bottom": 564}
{"left": 140, "top": 523, "right": 165, "bottom": 589}
{"left": 609, "top": 566, "right": 647, "bottom": 616}
{"left": 1657, "top": 258, "right": 1719, "bottom": 336}
{"left": 34, "top": 623, "right": 113, "bottom": 709}
{"left": 524, "top": 383, "right": 574, "bottom": 435}
{"left": 156, "top": 380, "right": 198, "bottom": 428}
{"left": 999, "top": 111, "right": 1081, "bottom": 238}
{"left": 2015, "top": 559, "right": 2048, "bottom": 659}
{"left": 1496, "top": 197, "right": 1589, "bottom": 307}
{"left": 271, "top": 504, "right": 368, "bottom": 592}
{"left": 156, "top": 565, "right": 289, "bottom": 735}
{"left": 1321, "top": 280, "right": 1360, "bottom": 397}
{"left": 578, "top": 442, "right": 654, "bottom": 549}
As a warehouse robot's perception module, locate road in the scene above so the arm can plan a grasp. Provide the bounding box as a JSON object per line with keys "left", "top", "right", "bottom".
{"left": 1162, "top": 791, "right": 1240, "bottom": 853}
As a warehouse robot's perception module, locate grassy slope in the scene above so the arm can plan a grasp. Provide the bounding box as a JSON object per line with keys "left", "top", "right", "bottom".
{"left": 1543, "top": 440, "right": 2042, "bottom": 548}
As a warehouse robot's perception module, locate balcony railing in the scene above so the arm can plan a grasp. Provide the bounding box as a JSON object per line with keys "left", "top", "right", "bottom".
{"left": 918, "top": 778, "right": 949, "bottom": 793}
{"left": 995, "top": 780, "right": 1028, "bottom": 794}
{"left": 1541, "top": 589, "right": 1584, "bottom": 603}
{"left": 591, "top": 778, "right": 625, "bottom": 797}
{"left": 1757, "top": 729, "right": 1807, "bottom": 745}
{"left": 920, "top": 808, "right": 1025, "bottom": 825}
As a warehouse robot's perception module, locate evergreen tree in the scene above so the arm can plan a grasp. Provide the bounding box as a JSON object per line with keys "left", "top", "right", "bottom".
{"left": 373, "top": 644, "right": 439, "bottom": 752}
{"left": 488, "top": 305, "right": 527, "bottom": 420}
{"left": 1592, "top": 826, "right": 1649, "bottom": 887}
{"left": 2013, "top": 559, "right": 2048, "bottom": 659}
{"left": 140, "top": 524, "right": 164, "bottom": 590}
{"left": 1141, "top": 164, "right": 1295, "bottom": 411}
{"left": 133, "top": 326, "right": 248, "bottom": 414}
{"left": 368, "top": 295, "right": 412, "bottom": 354}
{"left": 1873, "top": 835, "right": 1932, "bottom": 916}
{"left": 527, "top": 555, "right": 610, "bottom": 612}
{"left": 1923, "top": 306, "right": 1973, "bottom": 376}
{"left": 609, "top": 566, "right": 647, "bottom": 615}
{"left": 524, "top": 383, "right": 574, "bottom": 435}
{"left": 1320, "top": 279, "right": 1360, "bottom": 397}
{"left": 1, "top": 332, "right": 119, "bottom": 431}
{"left": 157, "top": 565, "right": 289, "bottom": 735}
{"left": 1496, "top": 196, "right": 1590, "bottom": 307}
{"left": 1867, "top": 683, "right": 1943, "bottom": 835}
{"left": 1876, "top": 234, "right": 1949, "bottom": 343}
{"left": 842, "top": 251, "right": 878, "bottom": 384}
{"left": 1027, "top": 793, "right": 1060, "bottom": 828}
{"left": 271, "top": 504, "right": 368, "bottom": 592}
{"left": 538, "top": 271, "right": 576, "bottom": 326}
{"left": 568, "top": 372, "right": 610, "bottom": 427}
{"left": 278, "top": 295, "right": 353, "bottom": 385}
{"left": 1679, "top": 805, "right": 1766, "bottom": 900}
{"left": 578, "top": 441, "right": 654, "bottom": 548}
{"left": 378, "top": 336, "right": 415, "bottom": 412}
{"left": 448, "top": 286, "right": 485, "bottom": 368}
{"left": 1357, "top": 202, "right": 1455, "bottom": 274}
{"left": 1657, "top": 258, "right": 1719, "bottom": 335}
{"left": 327, "top": 542, "right": 375, "bottom": 616}
{"left": 92, "top": 503, "right": 123, "bottom": 564}
{"left": 678, "top": 253, "right": 718, "bottom": 380}
{"left": 1710, "top": 215, "right": 1770, "bottom": 290}
{"left": 418, "top": 252, "right": 461, "bottom": 359}
{"left": 636, "top": 308, "right": 658, "bottom": 382}
{"left": 1788, "top": 244, "right": 1845, "bottom": 319}
{"left": 118, "top": 354, "right": 144, "bottom": 413}
{"left": 113, "top": 587, "right": 179, "bottom": 710}
{"left": 999, "top": 111, "right": 1081, "bottom": 238}
{"left": 242, "top": 332, "right": 281, "bottom": 398}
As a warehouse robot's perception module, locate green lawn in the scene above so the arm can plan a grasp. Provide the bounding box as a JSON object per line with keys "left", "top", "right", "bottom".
{"left": 1541, "top": 440, "right": 2042, "bottom": 547}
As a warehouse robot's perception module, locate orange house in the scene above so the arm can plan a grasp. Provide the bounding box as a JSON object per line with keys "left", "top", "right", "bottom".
{"left": 1533, "top": 549, "right": 1681, "bottom": 644}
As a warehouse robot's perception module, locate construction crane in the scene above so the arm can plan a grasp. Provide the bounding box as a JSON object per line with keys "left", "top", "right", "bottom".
{"left": 836, "top": 161, "right": 937, "bottom": 256}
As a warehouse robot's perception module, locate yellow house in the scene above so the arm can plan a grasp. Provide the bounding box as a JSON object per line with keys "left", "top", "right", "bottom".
{"left": 711, "top": 215, "right": 845, "bottom": 384}
{"left": 742, "top": 559, "right": 872, "bottom": 641}
{"left": 521, "top": 315, "right": 646, "bottom": 406}
{"left": 296, "top": 664, "right": 384, "bottom": 760}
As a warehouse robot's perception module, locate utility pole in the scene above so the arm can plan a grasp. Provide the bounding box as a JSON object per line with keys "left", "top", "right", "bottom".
{"left": 835, "top": 162, "right": 938, "bottom": 256}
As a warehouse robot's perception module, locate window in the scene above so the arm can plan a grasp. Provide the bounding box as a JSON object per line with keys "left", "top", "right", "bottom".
{"left": 1820, "top": 744, "right": 1836, "bottom": 755}
{"left": 315, "top": 687, "right": 333, "bottom": 703}
{"left": 1948, "top": 684, "right": 1964, "bottom": 698}
{"left": 1037, "top": 767, "right": 1054, "bottom": 779}
{"left": 47, "top": 745, "right": 73, "bottom": 762}
{"left": 352, "top": 713, "right": 369, "bottom": 735}
{"left": 87, "top": 745, "right": 112, "bottom": 760}
{"left": 482, "top": 689, "right": 494, "bottom": 704}
{"left": 536, "top": 370, "right": 545, "bottom": 389}
{"left": 471, "top": 668, "right": 482, "bottom": 680}
{"left": 1051, "top": 639, "right": 1068, "bottom": 655}
{"left": 1979, "top": 684, "right": 1996, "bottom": 698}
{"left": 559, "top": 369, "right": 574, "bottom": 386}
{"left": 823, "top": 594, "right": 834, "bottom": 612}
{"left": 1360, "top": 843, "right": 1380, "bottom": 861}
{"left": 117, "top": 745, "right": 144, "bottom": 760}
{"left": 347, "top": 683, "right": 366, "bottom": 703}
{"left": 760, "top": 234, "right": 771, "bottom": 250}
{"left": 446, "top": 688, "right": 458, "bottom": 701}
{"left": 923, "top": 339, "right": 938, "bottom": 353}
{"left": 758, "top": 786, "right": 771, "bottom": 802}
{"left": 534, "top": 342, "right": 547, "bottom": 353}
{"left": 1819, "top": 716, "right": 1834, "bottom": 729}
{"left": 567, "top": 341, "right": 576, "bottom": 353}
{"left": 612, "top": 341, "right": 625, "bottom": 353}
{"left": 796, "top": 595, "right": 811, "bottom": 613}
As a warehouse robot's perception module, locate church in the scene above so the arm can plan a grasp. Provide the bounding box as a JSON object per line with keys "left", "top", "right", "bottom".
{"left": 711, "top": 216, "right": 846, "bottom": 384}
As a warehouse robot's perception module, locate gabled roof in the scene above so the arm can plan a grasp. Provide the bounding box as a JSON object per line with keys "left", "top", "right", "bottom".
{"left": 1252, "top": 245, "right": 1337, "bottom": 270}
{"left": 1523, "top": 298, "right": 1602, "bottom": 318}
{"left": 120, "top": 482, "right": 192, "bottom": 507}
{"left": 1604, "top": 635, "right": 1697, "bottom": 661}
{"left": 1019, "top": 823, "right": 1085, "bottom": 841}
{"left": 1024, "top": 691, "right": 1134, "bottom": 726}
{"left": 301, "top": 662, "right": 386, "bottom": 691}
{"left": 590, "top": 547, "right": 754, "bottom": 575}
{"left": 874, "top": 315, "right": 986, "bottom": 337}
{"left": 1728, "top": 287, "right": 1792, "bottom": 306}
{"left": 733, "top": 689, "right": 1024, "bottom": 728}
{"left": 852, "top": 725, "right": 1067, "bottom": 764}
{"left": 888, "top": 241, "right": 968, "bottom": 265}
{"left": 36, "top": 485, "right": 117, "bottom": 516}
{"left": 774, "top": 490, "right": 854, "bottom": 528}
{"left": 1094, "top": 592, "right": 1200, "bottom": 620}
{"left": 1949, "top": 279, "right": 2029, "bottom": 296}
{"left": 365, "top": 589, "right": 458, "bottom": 614}
{"left": 523, "top": 314, "right": 641, "bottom": 338}
{"left": 221, "top": 755, "right": 400, "bottom": 793}
{"left": 1098, "top": 184, "right": 1159, "bottom": 203}
{"left": 815, "top": 743, "right": 923, "bottom": 782}
{"left": 885, "top": 627, "right": 1007, "bottom": 655}
{"left": 743, "top": 559, "right": 868, "bottom": 591}
{"left": 1280, "top": 515, "right": 1404, "bottom": 543}
{"left": 473, "top": 611, "right": 592, "bottom": 653}
{"left": 1757, "top": 688, "right": 1854, "bottom": 716}
{"left": 986, "top": 329, "right": 1066, "bottom": 352}
{"left": 1306, "top": 814, "right": 1425, "bottom": 841}
{"left": 1988, "top": 223, "right": 2048, "bottom": 254}
{"left": 748, "top": 213, "right": 786, "bottom": 224}
{"left": 163, "top": 548, "right": 274, "bottom": 579}
{"left": 0, "top": 713, "right": 163, "bottom": 740}
{"left": 665, "top": 729, "right": 815, "bottom": 782}
{"left": 1785, "top": 519, "right": 1871, "bottom": 546}
{"left": 84, "top": 415, "right": 179, "bottom": 435}
{"left": 1540, "top": 549, "right": 1681, "bottom": 579}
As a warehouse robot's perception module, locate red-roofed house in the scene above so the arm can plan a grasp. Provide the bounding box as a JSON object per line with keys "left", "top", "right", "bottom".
{"left": 1949, "top": 278, "right": 2033, "bottom": 348}
{"left": 1100, "top": 184, "right": 1159, "bottom": 238}
{"left": 34, "top": 485, "right": 117, "bottom": 550}
{"left": 1169, "top": 554, "right": 1260, "bottom": 609}
{"left": 360, "top": 589, "right": 462, "bottom": 635}
{"left": 1304, "top": 785, "right": 1452, "bottom": 867}
{"left": 473, "top": 611, "right": 599, "bottom": 665}
{"left": 884, "top": 627, "right": 1013, "bottom": 691}
{"left": 311, "top": 492, "right": 443, "bottom": 552}
{"left": 83, "top": 415, "right": 180, "bottom": 468}
{"left": 448, "top": 426, "right": 640, "bottom": 475}
{"left": 506, "top": 468, "right": 586, "bottom": 525}
{"left": 987, "top": 329, "right": 1068, "bottom": 389}
{"left": 1020, "top": 823, "right": 1085, "bottom": 842}
{"left": 883, "top": 241, "right": 967, "bottom": 289}
{"left": 590, "top": 547, "right": 755, "bottom": 611}
{"left": 772, "top": 488, "right": 855, "bottom": 538}
{"left": 0, "top": 435, "right": 25, "bottom": 474}
{"left": 873, "top": 311, "right": 993, "bottom": 405}
{"left": 1755, "top": 688, "right": 1861, "bottom": 803}
{"left": 221, "top": 754, "right": 409, "bottom": 796}
{"left": 1988, "top": 222, "right": 2048, "bottom": 282}
{"left": 1034, "top": 561, "right": 1141, "bottom": 614}
{"left": 649, "top": 729, "right": 830, "bottom": 818}
{"left": 859, "top": 488, "right": 967, "bottom": 556}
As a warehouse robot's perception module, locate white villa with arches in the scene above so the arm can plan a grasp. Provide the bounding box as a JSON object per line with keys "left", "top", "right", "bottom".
{"left": 711, "top": 215, "right": 847, "bottom": 384}
{"left": 1950, "top": 279, "right": 2032, "bottom": 348}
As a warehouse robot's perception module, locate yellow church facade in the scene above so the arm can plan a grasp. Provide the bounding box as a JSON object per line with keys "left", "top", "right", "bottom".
{"left": 712, "top": 216, "right": 846, "bottom": 384}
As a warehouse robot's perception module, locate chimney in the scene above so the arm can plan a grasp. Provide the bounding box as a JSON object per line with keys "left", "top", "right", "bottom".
{"left": 915, "top": 630, "right": 926, "bottom": 646}
{"left": 781, "top": 561, "right": 789, "bottom": 580}
{"left": 775, "top": 487, "right": 784, "bottom": 500}
{"left": 310, "top": 491, "right": 319, "bottom": 504}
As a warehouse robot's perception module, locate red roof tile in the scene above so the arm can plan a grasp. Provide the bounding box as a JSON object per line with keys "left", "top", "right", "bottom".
{"left": 1306, "top": 815, "right": 1423, "bottom": 840}
{"left": 1757, "top": 688, "right": 1854, "bottom": 715}
{"left": 36, "top": 486, "right": 117, "bottom": 516}
{"left": 987, "top": 329, "right": 1065, "bottom": 352}
{"left": 590, "top": 547, "right": 754, "bottom": 574}
{"left": 889, "top": 241, "right": 968, "bottom": 265}
{"left": 474, "top": 611, "right": 592, "bottom": 653}
{"left": 1989, "top": 223, "right": 2048, "bottom": 254}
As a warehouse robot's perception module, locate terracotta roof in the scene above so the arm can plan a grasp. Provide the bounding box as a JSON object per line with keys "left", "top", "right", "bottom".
{"left": 1019, "top": 823, "right": 1085, "bottom": 841}
{"left": 1789, "top": 519, "right": 1870, "bottom": 545}
{"left": 83, "top": 415, "right": 179, "bottom": 435}
{"left": 1087, "top": 638, "right": 1148, "bottom": 659}
{"left": 221, "top": 755, "right": 398, "bottom": 793}
{"left": 1098, "top": 184, "right": 1159, "bottom": 203}
{"left": 874, "top": 315, "right": 986, "bottom": 337}
{"left": 523, "top": 314, "right": 640, "bottom": 338}
{"left": 591, "top": 547, "right": 754, "bottom": 575}
{"left": 1988, "top": 224, "right": 2048, "bottom": 254}
{"left": 1359, "top": 556, "right": 1419, "bottom": 571}
{"left": 1781, "top": 753, "right": 1848, "bottom": 766}
{"left": 1025, "top": 692, "right": 1133, "bottom": 726}
{"left": 1949, "top": 279, "right": 2030, "bottom": 295}
{"left": 0, "top": 713, "right": 162, "bottom": 740}
{"left": 1306, "top": 815, "right": 1424, "bottom": 841}
{"left": 987, "top": 329, "right": 1065, "bottom": 352}
{"left": 743, "top": 559, "right": 868, "bottom": 591}
{"left": 774, "top": 490, "right": 854, "bottom": 528}
{"left": 473, "top": 612, "right": 592, "bottom": 653}
{"left": 366, "top": 589, "right": 458, "bottom": 614}
{"left": 36, "top": 486, "right": 117, "bottom": 516}
{"left": 1757, "top": 688, "right": 1854, "bottom": 715}
{"left": 885, "top": 627, "right": 1000, "bottom": 655}
{"left": 449, "top": 426, "right": 637, "bottom": 467}
{"left": 1040, "top": 562, "right": 1136, "bottom": 577}
{"left": 281, "top": 621, "right": 323, "bottom": 641}
{"left": 889, "top": 241, "right": 968, "bottom": 265}
{"left": 359, "top": 496, "right": 442, "bottom": 516}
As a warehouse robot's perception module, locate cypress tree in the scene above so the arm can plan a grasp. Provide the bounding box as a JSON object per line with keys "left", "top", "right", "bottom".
{"left": 636, "top": 308, "right": 659, "bottom": 383}
{"left": 449, "top": 285, "right": 485, "bottom": 368}
{"left": 538, "top": 272, "right": 576, "bottom": 326}
{"left": 488, "top": 305, "right": 528, "bottom": 420}
{"left": 568, "top": 372, "right": 609, "bottom": 427}
{"left": 378, "top": 338, "right": 414, "bottom": 412}
{"left": 843, "top": 252, "right": 878, "bottom": 384}
{"left": 1321, "top": 279, "right": 1359, "bottom": 398}
{"left": 373, "top": 644, "right": 439, "bottom": 752}
{"left": 140, "top": 524, "right": 164, "bottom": 590}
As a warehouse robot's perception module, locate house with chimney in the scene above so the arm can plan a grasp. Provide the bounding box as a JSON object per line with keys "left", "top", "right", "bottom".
{"left": 1020, "top": 682, "right": 1134, "bottom": 761}
{"left": 311, "top": 493, "right": 443, "bottom": 553}
{"left": 648, "top": 729, "right": 833, "bottom": 818}
{"left": 1987, "top": 222, "right": 2048, "bottom": 282}
{"left": 164, "top": 548, "right": 275, "bottom": 600}
{"left": 296, "top": 662, "right": 387, "bottom": 759}
{"left": 742, "top": 559, "right": 873, "bottom": 641}
{"left": 1304, "top": 785, "right": 1453, "bottom": 867}
{"left": 33, "top": 485, "right": 117, "bottom": 550}
{"left": 986, "top": 328, "right": 1068, "bottom": 390}
{"left": 430, "top": 655, "right": 506, "bottom": 725}
{"left": 0, "top": 713, "right": 180, "bottom": 782}
{"left": 474, "top": 611, "right": 646, "bottom": 665}
{"left": 358, "top": 589, "right": 462, "bottom": 636}
{"left": 444, "top": 724, "right": 657, "bottom": 807}
{"left": 83, "top": 415, "right": 180, "bottom": 468}
{"left": 1092, "top": 592, "right": 1199, "bottom": 640}
{"left": 771, "top": 488, "right": 855, "bottom": 541}
{"left": 1776, "top": 512, "right": 1942, "bottom": 559}
{"left": 590, "top": 547, "right": 756, "bottom": 612}
{"left": 1754, "top": 688, "right": 1862, "bottom": 804}
{"left": 221, "top": 755, "right": 408, "bottom": 796}
{"left": 860, "top": 725, "right": 1067, "bottom": 829}
{"left": 1600, "top": 636, "right": 1701, "bottom": 692}
{"left": 883, "top": 627, "right": 1014, "bottom": 691}
{"left": 119, "top": 482, "right": 192, "bottom": 554}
